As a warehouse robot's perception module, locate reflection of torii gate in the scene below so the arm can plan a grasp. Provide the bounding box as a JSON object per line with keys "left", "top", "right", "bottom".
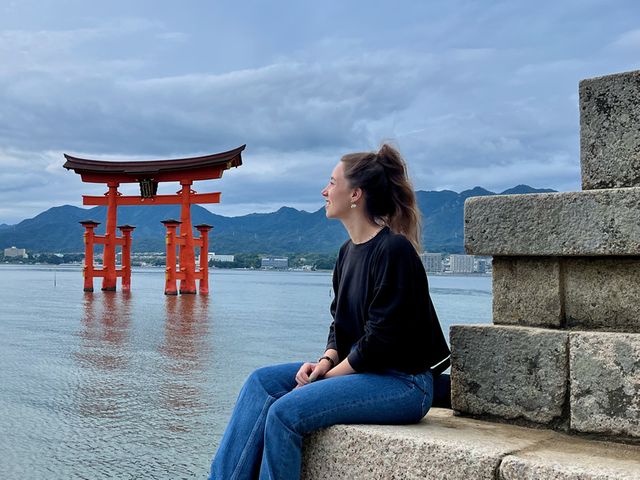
{"left": 63, "top": 145, "right": 245, "bottom": 295}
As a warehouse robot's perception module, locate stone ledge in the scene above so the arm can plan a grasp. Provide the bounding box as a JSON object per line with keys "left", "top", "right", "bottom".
{"left": 464, "top": 188, "right": 640, "bottom": 256}
{"left": 500, "top": 435, "right": 640, "bottom": 480}
{"left": 302, "top": 409, "right": 554, "bottom": 480}
{"left": 301, "top": 409, "right": 640, "bottom": 479}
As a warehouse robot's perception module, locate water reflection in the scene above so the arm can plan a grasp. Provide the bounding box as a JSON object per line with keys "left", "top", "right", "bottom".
{"left": 75, "top": 292, "right": 133, "bottom": 419}
{"left": 76, "top": 292, "right": 132, "bottom": 371}
{"left": 71, "top": 292, "right": 213, "bottom": 476}
{"left": 161, "top": 294, "right": 210, "bottom": 371}
{"left": 158, "top": 295, "right": 211, "bottom": 430}
{"left": 74, "top": 293, "right": 212, "bottom": 423}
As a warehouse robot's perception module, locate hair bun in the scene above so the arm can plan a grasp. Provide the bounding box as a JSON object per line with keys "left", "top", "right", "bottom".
{"left": 377, "top": 144, "right": 392, "bottom": 158}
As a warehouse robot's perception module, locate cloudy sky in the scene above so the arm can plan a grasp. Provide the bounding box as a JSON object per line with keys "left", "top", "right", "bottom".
{"left": 0, "top": 0, "right": 638, "bottom": 224}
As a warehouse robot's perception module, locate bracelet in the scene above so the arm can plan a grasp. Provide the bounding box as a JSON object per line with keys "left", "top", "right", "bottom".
{"left": 317, "top": 356, "right": 335, "bottom": 369}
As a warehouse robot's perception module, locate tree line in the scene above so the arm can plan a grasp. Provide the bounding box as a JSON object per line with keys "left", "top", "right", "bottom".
{"left": 1, "top": 251, "right": 338, "bottom": 271}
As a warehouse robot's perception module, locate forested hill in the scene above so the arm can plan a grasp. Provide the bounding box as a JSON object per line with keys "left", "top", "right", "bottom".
{"left": 0, "top": 185, "right": 555, "bottom": 254}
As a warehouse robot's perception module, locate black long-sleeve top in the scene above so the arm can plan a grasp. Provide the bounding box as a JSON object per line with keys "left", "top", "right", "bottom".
{"left": 326, "top": 227, "right": 450, "bottom": 375}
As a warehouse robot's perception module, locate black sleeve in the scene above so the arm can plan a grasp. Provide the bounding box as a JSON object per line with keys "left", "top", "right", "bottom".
{"left": 326, "top": 321, "right": 337, "bottom": 351}
{"left": 347, "top": 237, "right": 419, "bottom": 372}
{"left": 325, "top": 246, "right": 343, "bottom": 352}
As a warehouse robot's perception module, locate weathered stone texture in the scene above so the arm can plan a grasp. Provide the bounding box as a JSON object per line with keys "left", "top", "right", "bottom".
{"left": 301, "top": 409, "right": 554, "bottom": 480}
{"left": 450, "top": 325, "right": 568, "bottom": 424}
{"left": 580, "top": 70, "right": 640, "bottom": 190}
{"left": 491, "top": 256, "right": 640, "bottom": 331}
{"left": 301, "top": 409, "right": 640, "bottom": 479}
{"left": 493, "top": 257, "right": 563, "bottom": 327}
{"left": 565, "top": 257, "right": 640, "bottom": 331}
{"left": 464, "top": 188, "right": 640, "bottom": 256}
{"left": 570, "top": 332, "right": 640, "bottom": 438}
{"left": 499, "top": 436, "right": 640, "bottom": 480}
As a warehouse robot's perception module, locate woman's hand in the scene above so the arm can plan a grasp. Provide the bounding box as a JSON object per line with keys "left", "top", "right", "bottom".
{"left": 295, "top": 361, "right": 332, "bottom": 388}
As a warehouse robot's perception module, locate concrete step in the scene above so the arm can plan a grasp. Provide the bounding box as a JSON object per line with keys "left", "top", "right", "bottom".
{"left": 301, "top": 408, "right": 640, "bottom": 480}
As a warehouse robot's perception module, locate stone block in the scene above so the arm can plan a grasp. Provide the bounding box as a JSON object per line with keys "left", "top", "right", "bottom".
{"left": 493, "top": 257, "right": 563, "bottom": 327}
{"left": 565, "top": 257, "right": 640, "bottom": 332}
{"left": 580, "top": 70, "right": 640, "bottom": 190}
{"left": 491, "top": 257, "right": 640, "bottom": 332}
{"left": 451, "top": 325, "right": 568, "bottom": 424}
{"left": 570, "top": 332, "right": 640, "bottom": 438}
{"left": 500, "top": 435, "right": 640, "bottom": 480}
{"left": 464, "top": 188, "right": 640, "bottom": 256}
{"left": 301, "top": 408, "right": 555, "bottom": 480}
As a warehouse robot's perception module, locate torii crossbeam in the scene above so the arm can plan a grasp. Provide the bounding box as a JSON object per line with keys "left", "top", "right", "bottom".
{"left": 64, "top": 145, "right": 245, "bottom": 294}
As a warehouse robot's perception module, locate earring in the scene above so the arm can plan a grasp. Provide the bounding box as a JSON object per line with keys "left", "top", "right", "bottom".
{"left": 350, "top": 202, "right": 357, "bottom": 209}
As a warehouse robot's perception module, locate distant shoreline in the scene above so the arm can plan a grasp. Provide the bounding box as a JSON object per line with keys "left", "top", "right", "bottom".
{"left": 0, "top": 263, "right": 492, "bottom": 277}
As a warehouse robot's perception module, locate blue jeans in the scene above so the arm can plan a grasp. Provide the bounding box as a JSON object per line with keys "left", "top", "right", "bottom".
{"left": 208, "top": 362, "right": 433, "bottom": 480}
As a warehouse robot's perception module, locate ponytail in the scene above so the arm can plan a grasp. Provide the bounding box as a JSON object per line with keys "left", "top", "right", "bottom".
{"left": 341, "top": 144, "right": 423, "bottom": 252}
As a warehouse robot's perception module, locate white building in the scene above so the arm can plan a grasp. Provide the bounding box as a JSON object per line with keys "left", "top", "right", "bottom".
{"left": 261, "top": 257, "right": 288, "bottom": 269}
{"left": 420, "top": 253, "right": 443, "bottom": 273}
{"left": 4, "top": 246, "right": 27, "bottom": 258}
{"left": 208, "top": 253, "right": 235, "bottom": 263}
{"left": 449, "top": 254, "right": 475, "bottom": 273}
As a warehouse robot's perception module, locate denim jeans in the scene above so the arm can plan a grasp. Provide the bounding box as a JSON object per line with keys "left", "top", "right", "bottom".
{"left": 208, "top": 362, "right": 433, "bottom": 480}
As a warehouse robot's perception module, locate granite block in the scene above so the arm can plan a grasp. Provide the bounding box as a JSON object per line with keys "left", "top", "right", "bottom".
{"left": 451, "top": 325, "right": 568, "bottom": 424}
{"left": 492, "top": 257, "right": 563, "bottom": 327}
{"left": 580, "top": 70, "right": 640, "bottom": 190}
{"left": 464, "top": 188, "right": 640, "bottom": 256}
{"left": 570, "top": 331, "right": 640, "bottom": 438}
{"left": 564, "top": 257, "right": 640, "bottom": 332}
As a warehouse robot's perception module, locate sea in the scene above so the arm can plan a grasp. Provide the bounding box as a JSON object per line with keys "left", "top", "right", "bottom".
{"left": 0, "top": 265, "right": 491, "bottom": 479}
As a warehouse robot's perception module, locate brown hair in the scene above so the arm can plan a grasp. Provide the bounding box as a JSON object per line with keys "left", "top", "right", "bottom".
{"left": 341, "top": 144, "right": 422, "bottom": 252}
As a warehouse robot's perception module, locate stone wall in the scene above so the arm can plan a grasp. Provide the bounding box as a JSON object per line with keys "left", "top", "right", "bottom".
{"left": 453, "top": 69, "right": 640, "bottom": 441}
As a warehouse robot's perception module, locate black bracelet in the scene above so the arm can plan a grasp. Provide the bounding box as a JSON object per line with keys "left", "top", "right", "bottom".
{"left": 318, "top": 356, "right": 335, "bottom": 368}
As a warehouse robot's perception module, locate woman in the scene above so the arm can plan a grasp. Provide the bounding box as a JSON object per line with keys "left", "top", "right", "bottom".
{"left": 209, "top": 144, "right": 450, "bottom": 480}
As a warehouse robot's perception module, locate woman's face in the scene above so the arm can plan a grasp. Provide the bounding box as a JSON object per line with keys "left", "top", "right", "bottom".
{"left": 321, "top": 161, "right": 354, "bottom": 219}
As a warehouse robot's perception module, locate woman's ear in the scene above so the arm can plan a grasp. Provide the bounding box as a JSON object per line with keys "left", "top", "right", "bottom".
{"left": 351, "top": 187, "right": 363, "bottom": 203}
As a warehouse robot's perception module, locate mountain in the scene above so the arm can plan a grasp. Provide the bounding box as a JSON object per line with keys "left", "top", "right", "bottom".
{"left": 0, "top": 185, "right": 556, "bottom": 254}
{"left": 500, "top": 184, "right": 556, "bottom": 195}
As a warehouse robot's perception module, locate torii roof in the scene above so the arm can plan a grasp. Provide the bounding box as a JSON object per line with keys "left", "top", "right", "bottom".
{"left": 63, "top": 144, "right": 245, "bottom": 183}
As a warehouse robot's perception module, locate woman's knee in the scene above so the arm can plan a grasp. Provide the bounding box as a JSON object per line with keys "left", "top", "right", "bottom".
{"left": 265, "top": 397, "right": 300, "bottom": 435}
{"left": 244, "top": 363, "right": 301, "bottom": 397}
{"left": 248, "top": 363, "right": 289, "bottom": 385}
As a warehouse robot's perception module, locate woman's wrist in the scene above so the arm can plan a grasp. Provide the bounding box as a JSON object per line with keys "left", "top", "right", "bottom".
{"left": 317, "top": 356, "right": 335, "bottom": 369}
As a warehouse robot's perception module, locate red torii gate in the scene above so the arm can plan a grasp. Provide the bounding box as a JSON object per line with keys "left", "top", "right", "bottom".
{"left": 63, "top": 145, "right": 245, "bottom": 294}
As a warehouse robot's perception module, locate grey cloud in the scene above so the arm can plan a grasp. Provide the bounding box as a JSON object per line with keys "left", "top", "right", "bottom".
{"left": 1, "top": 0, "right": 639, "bottom": 224}
{"left": 1, "top": 49, "right": 434, "bottom": 156}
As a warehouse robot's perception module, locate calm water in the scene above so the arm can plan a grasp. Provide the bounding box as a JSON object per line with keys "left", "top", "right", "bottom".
{"left": 0, "top": 265, "right": 491, "bottom": 479}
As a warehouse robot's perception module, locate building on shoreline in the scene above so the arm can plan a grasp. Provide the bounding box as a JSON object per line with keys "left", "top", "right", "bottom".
{"left": 420, "top": 253, "right": 444, "bottom": 273}
{"left": 4, "top": 246, "right": 27, "bottom": 258}
{"left": 420, "top": 252, "right": 492, "bottom": 274}
{"left": 449, "top": 254, "right": 475, "bottom": 273}
{"left": 208, "top": 253, "right": 235, "bottom": 263}
{"left": 261, "top": 257, "right": 288, "bottom": 269}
